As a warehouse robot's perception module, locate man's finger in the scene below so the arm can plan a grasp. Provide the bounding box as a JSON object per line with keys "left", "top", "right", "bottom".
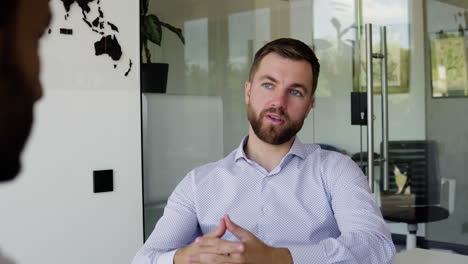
{"left": 188, "top": 253, "right": 243, "bottom": 264}
{"left": 196, "top": 237, "right": 244, "bottom": 254}
{"left": 204, "top": 218, "right": 227, "bottom": 238}
{"left": 224, "top": 215, "right": 251, "bottom": 242}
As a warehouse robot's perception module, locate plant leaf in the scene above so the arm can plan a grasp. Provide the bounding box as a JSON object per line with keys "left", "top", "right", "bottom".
{"left": 143, "top": 14, "right": 162, "bottom": 46}
{"left": 160, "top": 21, "right": 185, "bottom": 44}
{"left": 141, "top": 0, "right": 149, "bottom": 15}
{"left": 339, "top": 27, "right": 351, "bottom": 38}
{"left": 331, "top": 17, "right": 341, "bottom": 32}
{"left": 339, "top": 23, "right": 356, "bottom": 38}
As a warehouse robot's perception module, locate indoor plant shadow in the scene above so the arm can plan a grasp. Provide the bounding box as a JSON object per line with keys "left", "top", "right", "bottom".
{"left": 141, "top": 0, "right": 185, "bottom": 93}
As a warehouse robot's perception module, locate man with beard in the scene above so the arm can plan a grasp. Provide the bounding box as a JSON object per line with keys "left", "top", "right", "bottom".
{"left": 0, "top": 0, "right": 51, "bottom": 262}
{"left": 133, "top": 38, "right": 395, "bottom": 264}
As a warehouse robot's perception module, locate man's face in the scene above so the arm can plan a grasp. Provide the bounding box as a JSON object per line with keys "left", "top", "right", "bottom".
{"left": 245, "top": 53, "right": 315, "bottom": 145}
{"left": 0, "top": 0, "right": 50, "bottom": 181}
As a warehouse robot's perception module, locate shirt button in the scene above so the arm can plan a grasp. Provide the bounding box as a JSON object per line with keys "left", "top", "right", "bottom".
{"left": 262, "top": 207, "right": 269, "bottom": 214}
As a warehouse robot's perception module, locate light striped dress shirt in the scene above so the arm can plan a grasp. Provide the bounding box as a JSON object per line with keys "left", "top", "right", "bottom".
{"left": 133, "top": 137, "right": 396, "bottom": 264}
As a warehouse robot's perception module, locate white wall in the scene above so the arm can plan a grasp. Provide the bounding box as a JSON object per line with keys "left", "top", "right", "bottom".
{"left": 0, "top": 0, "right": 142, "bottom": 263}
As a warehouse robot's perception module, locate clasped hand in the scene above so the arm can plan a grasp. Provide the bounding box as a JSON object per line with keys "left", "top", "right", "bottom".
{"left": 174, "top": 215, "right": 291, "bottom": 264}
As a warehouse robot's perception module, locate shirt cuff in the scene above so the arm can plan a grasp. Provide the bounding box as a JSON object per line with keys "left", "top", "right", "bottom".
{"left": 156, "top": 249, "right": 177, "bottom": 264}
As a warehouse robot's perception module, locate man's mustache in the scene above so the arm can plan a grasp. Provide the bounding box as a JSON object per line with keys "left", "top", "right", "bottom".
{"left": 261, "top": 107, "right": 288, "bottom": 120}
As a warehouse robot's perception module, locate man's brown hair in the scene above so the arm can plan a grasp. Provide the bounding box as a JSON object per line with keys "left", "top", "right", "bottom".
{"left": 248, "top": 38, "right": 320, "bottom": 96}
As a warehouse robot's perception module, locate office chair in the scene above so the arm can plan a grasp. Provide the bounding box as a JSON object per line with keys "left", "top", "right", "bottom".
{"left": 380, "top": 140, "right": 449, "bottom": 250}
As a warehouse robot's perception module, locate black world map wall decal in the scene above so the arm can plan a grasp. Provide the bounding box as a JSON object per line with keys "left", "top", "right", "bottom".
{"left": 53, "top": 0, "right": 133, "bottom": 77}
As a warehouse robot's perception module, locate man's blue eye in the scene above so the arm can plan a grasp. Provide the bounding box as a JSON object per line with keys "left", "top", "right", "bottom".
{"left": 263, "top": 83, "right": 273, "bottom": 89}
{"left": 290, "top": 90, "right": 303, "bottom": 96}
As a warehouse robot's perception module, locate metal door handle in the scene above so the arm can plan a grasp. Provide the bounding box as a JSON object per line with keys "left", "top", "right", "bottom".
{"left": 365, "top": 24, "right": 374, "bottom": 192}
{"left": 380, "top": 26, "right": 390, "bottom": 191}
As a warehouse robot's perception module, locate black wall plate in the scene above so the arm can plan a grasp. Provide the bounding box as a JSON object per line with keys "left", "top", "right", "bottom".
{"left": 93, "top": 169, "right": 113, "bottom": 193}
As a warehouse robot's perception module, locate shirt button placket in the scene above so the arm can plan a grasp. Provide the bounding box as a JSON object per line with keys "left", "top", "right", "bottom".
{"left": 260, "top": 177, "right": 269, "bottom": 216}
{"left": 256, "top": 176, "right": 269, "bottom": 242}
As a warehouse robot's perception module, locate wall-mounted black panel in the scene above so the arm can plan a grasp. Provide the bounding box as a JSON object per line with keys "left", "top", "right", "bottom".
{"left": 93, "top": 170, "right": 113, "bottom": 193}
{"left": 351, "top": 92, "right": 367, "bottom": 125}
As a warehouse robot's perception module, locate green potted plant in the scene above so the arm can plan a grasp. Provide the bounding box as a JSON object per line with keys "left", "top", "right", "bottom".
{"left": 140, "top": 0, "right": 185, "bottom": 93}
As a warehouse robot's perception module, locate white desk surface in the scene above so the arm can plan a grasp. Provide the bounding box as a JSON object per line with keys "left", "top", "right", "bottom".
{"left": 393, "top": 248, "right": 468, "bottom": 264}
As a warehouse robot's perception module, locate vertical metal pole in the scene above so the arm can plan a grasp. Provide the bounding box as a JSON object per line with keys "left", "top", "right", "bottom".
{"left": 381, "top": 26, "right": 389, "bottom": 191}
{"left": 366, "top": 24, "right": 374, "bottom": 192}
{"left": 354, "top": 0, "right": 363, "bottom": 91}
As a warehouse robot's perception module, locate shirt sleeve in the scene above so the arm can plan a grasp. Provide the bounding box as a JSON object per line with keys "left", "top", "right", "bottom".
{"left": 131, "top": 171, "right": 201, "bottom": 264}
{"left": 288, "top": 155, "right": 396, "bottom": 264}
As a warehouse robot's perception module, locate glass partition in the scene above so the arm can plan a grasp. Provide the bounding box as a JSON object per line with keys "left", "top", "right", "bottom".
{"left": 425, "top": 0, "right": 468, "bottom": 250}
{"left": 141, "top": 0, "right": 468, "bottom": 255}
{"left": 143, "top": 0, "right": 318, "bottom": 239}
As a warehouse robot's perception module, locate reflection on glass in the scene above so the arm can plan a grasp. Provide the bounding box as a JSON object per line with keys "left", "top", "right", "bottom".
{"left": 184, "top": 18, "right": 209, "bottom": 95}
{"left": 313, "top": 0, "right": 356, "bottom": 98}
{"left": 427, "top": 0, "right": 468, "bottom": 99}
{"left": 228, "top": 9, "right": 270, "bottom": 67}
{"left": 360, "top": 0, "right": 410, "bottom": 94}
{"left": 289, "top": 0, "right": 313, "bottom": 43}
{"left": 430, "top": 31, "right": 468, "bottom": 97}
{"left": 425, "top": 0, "right": 468, "bottom": 249}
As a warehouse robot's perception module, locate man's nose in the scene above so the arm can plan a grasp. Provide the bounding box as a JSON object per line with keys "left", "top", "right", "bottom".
{"left": 270, "top": 89, "right": 288, "bottom": 109}
{"left": 32, "top": 82, "right": 43, "bottom": 102}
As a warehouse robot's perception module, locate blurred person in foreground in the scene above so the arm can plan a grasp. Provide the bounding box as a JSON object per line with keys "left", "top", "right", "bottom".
{"left": 0, "top": 0, "right": 51, "bottom": 262}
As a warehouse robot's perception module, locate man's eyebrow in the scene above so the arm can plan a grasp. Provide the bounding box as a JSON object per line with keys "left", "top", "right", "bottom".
{"left": 289, "top": 83, "right": 308, "bottom": 92}
{"left": 258, "top": 75, "right": 278, "bottom": 83}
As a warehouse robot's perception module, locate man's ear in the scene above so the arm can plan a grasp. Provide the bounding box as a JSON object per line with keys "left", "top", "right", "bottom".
{"left": 305, "top": 97, "right": 315, "bottom": 117}
{"left": 244, "top": 81, "right": 251, "bottom": 105}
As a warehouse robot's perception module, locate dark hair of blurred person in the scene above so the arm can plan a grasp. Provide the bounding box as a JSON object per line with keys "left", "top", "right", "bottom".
{"left": 0, "top": 0, "right": 51, "bottom": 181}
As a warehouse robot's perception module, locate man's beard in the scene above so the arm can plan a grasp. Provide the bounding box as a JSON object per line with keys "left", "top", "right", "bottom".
{"left": 247, "top": 104, "right": 304, "bottom": 145}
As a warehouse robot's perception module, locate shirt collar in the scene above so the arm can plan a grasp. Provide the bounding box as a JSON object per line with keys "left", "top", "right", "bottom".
{"left": 234, "top": 135, "right": 307, "bottom": 162}
{"left": 234, "top": 136, "right": 249, "bottom": 161}
{"left": 288, "top": 137, "right": 307, "bottom": 159}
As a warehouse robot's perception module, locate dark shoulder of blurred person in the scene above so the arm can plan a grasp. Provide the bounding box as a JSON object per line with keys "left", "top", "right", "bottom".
{"left": 0, "top": 0, "right": 50, "bottom": 182}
